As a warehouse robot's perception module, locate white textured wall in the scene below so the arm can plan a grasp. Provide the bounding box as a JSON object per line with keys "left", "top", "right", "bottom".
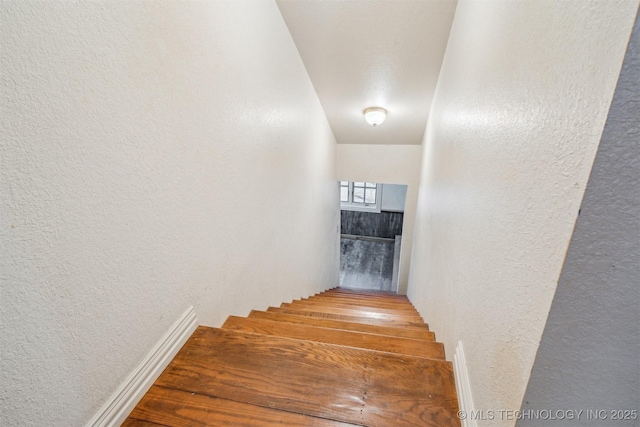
{"left": 519, "top": 12, "right": 639, "bottom": 425}
{"left": 0, "top": 1, "right": 338, "bottom": 426}
{"left": 406, "top": 1, "right": 638, "bottom": 425}
{"left": 337, "top": 144, "right": 421, "bottom": 294}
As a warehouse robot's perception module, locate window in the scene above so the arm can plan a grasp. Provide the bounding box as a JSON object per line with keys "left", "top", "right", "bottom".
{"left": 340, "top": 181, "right": 349, "bottom": 202}
{"left": 340, "top": 181, "right": 382, "bottom": 212}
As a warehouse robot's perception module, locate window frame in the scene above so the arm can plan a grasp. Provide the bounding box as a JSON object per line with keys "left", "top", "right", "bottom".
{"left": 339, "top": 181, "right": 382, "bottom": 213}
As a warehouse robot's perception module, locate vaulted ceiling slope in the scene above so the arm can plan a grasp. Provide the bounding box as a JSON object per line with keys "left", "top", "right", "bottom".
{"left": 277, "top": 0, "right": 457, "bottom": 145}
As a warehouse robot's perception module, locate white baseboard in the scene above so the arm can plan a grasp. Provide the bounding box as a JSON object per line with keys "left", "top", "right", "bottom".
{"left": 86, "top": 306, "right": 198, "bottom": 427}
{"left": 453, "top": 340, "right": 478, "bottom": 427}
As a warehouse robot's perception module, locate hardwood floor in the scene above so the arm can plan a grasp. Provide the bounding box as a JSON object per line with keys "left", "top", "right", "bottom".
{"left": 124, "top": 288, "right": 461, "bottom": 427}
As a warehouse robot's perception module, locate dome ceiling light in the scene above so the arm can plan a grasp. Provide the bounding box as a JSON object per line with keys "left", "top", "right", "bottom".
{"left": 363, "top": 107, "right": 387, "bottom": 127}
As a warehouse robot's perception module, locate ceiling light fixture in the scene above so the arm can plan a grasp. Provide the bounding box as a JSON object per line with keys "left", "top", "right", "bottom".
{"left": 363, "top": 107, "right": 387, "bottom": 127}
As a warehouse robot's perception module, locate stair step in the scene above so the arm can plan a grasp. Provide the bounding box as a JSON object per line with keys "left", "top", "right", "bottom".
{"left": 307, "top": 295, "right": 420, "bottom": 311}
{"left": 295, "top": 298, "right": 421, "bottom": 316}
{"left": 280, "top": 302, "right": 424, "bottom": 322}
{"left": 155, "top": 326, "right": 460, "bottom": 427}
{"left": 248, "top": 310, "right": 434, "bottom": 339}
{"left": 222, "top": 316, "right": 444, "bottom": 359}
{"left": 267, "top": 306, "right": 429, "bottom": 328}
{"left": 318, "top": 288, "right": 409, "bottom": 302}
{"left": 316, "top": 290, "right": 411, "bottom": 304}
{"left": 324, "top": 287, "right": 406, "bottom": 298}
{"left": 126, "top": 385, "right": 358, "bottom": 426}
{"left": 315, "top": 293, "right": 414, "bottom": 305}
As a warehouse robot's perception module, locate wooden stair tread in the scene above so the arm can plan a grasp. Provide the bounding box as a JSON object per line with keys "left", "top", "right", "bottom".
{"left": 281, "top": 302, "right": 423, "bottom": 322}
{"left": 307, "top": 296, "right": 419, "bottom": 311}
{"left": 248, "top": 310, "right": 434, "bottom": 339}
{"left": 268, "top": 307, "right": 429, "bottom": 329}
{"left": 315, "top": 293, "right": 415, "bottom": 305}
{"left": 318, "top": 289, "right": 410, "bottom": 299}
{"left": 155, "top": 327, "right": 460, "bottom": 427}
{"left": 128, "top": 385, "right": 358, "bottom": 427}
{"left": 127, "top": 289, "right": 458, "bottom": 426}
{"left": 296, "top": 298, "right": 421, "bottom": 315}
{"left": 324, "top": 287, "right": 407, "bottom": 298}
{"left": 314, "top": 290, "right": 411, "bottom": 300}
{"left": 317, "top": 294, "right": 411, "bottom": 304}
{"left": 222, "top": 316, "right": 444, "bottom": 359}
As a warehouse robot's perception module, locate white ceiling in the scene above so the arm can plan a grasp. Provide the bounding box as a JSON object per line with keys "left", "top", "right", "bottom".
{"left": 277, "top": 0, "right": 457, "bottom": 145}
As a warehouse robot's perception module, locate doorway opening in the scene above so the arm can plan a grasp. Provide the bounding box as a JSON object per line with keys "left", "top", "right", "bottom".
{"left": 338, "top": 181, "right": 407, "bottom": 292}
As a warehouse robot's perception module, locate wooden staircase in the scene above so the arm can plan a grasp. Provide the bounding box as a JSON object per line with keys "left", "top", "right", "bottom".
{"left": 124, "top": 288, "right": 461, "bottom": 426}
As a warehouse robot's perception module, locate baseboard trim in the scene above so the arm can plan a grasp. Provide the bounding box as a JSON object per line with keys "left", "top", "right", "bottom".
{"left": 453, "top": 340, "right": 478, "bottom": 427}
{"left": 86, "top": 306, "right": 198, "bottom": 427}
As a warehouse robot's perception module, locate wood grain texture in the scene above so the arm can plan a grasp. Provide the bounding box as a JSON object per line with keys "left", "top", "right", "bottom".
{"left": 280, "top": 302, "right": 423, "bottom": 322}
{"left": 294, "top": 299, "right": 420, "bottom": 315}
{"left": 248, "top": 310, "right": 434, "bottom": 339}
{"left": 125, "top": 289, "right": 459, "bottom": 427}
{"left": 268, "top": 306, "right": 429, "bottom": 329}
{"left": 128, "top": 386, "right": 358, "bottom": 427}
{"left": 306, "top": 296, "right": 420, "bottom": 311}
{"left": 320, "top": 288, "right": 409, "bottom": 299}
{"left": 221, "top": 315, "right": 444, "bottom": 359}
{"left": 317, "top": 288, "right": 410, "bottom": 298}
{"left": 155, "top": 327, "right": 460, "bottom": 427}
{"left": 315, "top": 292, "right": 416, "bottom": 306}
